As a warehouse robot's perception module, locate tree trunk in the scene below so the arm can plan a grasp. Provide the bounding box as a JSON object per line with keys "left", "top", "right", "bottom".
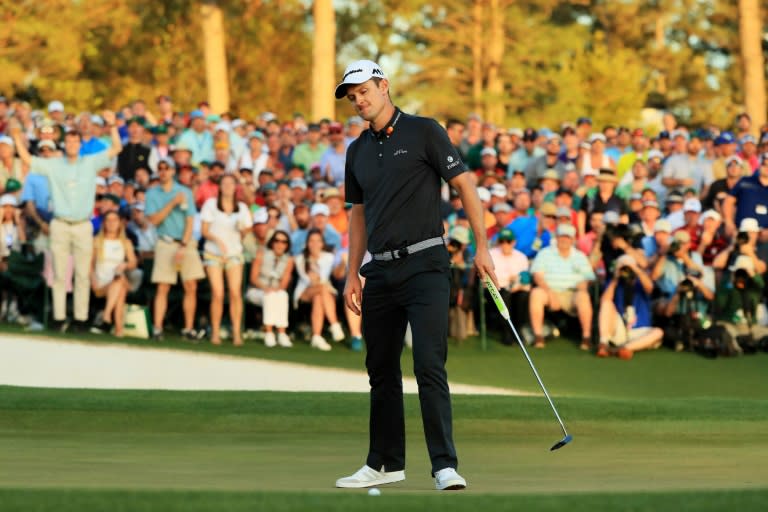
{"left": 738, "top": 0, "right": 766, "bottom": 135}
{"left": 472, "top": 0, "right": 484, "bottom": 118}
{"left": 654, "top": 15, "right": 667, "bottom": 95}
{"left": 485, "top": 0, "right": 505, "bottom": 125}
{"left": 200, "top": 1, "right": 230, "bottom": 114}
{"left": 312, "top": 0, "right": 336, "bottom": 122}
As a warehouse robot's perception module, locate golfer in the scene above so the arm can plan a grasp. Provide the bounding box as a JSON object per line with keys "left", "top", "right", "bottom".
{"left": 334, "top": 60, "right": 496, "bottom": 491}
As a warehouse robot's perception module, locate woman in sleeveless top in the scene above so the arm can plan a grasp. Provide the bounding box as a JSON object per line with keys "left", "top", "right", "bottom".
{"left": 90, "top": 211, "right": 137, "bottom": 337}
{"left": 248, "top": 230, "right": 294, "bottom": 347}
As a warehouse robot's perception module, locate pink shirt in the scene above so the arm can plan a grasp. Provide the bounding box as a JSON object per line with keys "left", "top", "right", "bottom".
{"left": 489, "top": 247, "right": 529, "bottom": 288}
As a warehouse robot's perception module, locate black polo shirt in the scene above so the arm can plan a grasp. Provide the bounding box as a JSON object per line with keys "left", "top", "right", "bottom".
{"left": 117, "top": 142, "right": 151, "bottom": 181}
{"left": 345, "top": 108, "right": 467, "bottom": 254}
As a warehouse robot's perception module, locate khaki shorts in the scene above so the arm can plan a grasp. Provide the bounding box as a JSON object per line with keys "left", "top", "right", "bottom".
{"left": 612, "top": 320, "right": 657, "bottom": 347}
{"left": 551, "top": 290, "right": 578, "bottom": 316}
{"left": 151, "top": 239, "right": 205, "bottom": 284}
{"left": 203, "top": 252, "right": 244, "bottom": 270}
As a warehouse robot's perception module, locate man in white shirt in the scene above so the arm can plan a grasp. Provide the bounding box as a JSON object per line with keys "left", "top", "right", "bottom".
{"left": 489, "top": 228, "right": 530, "bottom": 344}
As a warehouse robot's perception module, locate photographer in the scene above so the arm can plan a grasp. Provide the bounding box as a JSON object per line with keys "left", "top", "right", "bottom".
{"left": 652, "top": 230, "right": 715, "bottom": 321}
{"left": 590, "top": 212, "right": 648, "bottom": 277}
{"left": 597, "top": 254, "right": 663, "bottom": 359}
{"left": 712, "top": 218, "right": 766, "bottom": 276}
{"left": 713, "top": 255, "right": 768, "bottom": 352}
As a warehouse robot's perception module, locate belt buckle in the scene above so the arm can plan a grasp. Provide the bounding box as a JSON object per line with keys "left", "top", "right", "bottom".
{"left": 396, "top": 247, "right": 409, "bottom": 259}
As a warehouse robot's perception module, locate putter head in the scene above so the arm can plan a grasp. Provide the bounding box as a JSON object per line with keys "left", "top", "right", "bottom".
{"left": 550, "top": 434, "right": 573, "bottom": 451}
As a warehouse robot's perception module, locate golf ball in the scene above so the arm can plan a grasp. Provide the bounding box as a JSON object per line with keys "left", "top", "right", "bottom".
{"left": 368, "top": 488, "right": 381, "bottom": 496}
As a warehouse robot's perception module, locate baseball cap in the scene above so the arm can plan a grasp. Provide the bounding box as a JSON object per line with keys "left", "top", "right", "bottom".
{"left": 47, "top": 100, "right": 64, "bottom": 113}
{"left": 132, "top": 202, "right": 145, "bottom": 212}
{"left": 189, "top": 110, "right": 205, "bottom": 120}
{"left": 4, "top": 178, "right": 21, "bottom": 193}
{"left": 328, "top": 122, "right": 344, "bottom": 134}
{"left": 498, "top": 228, "right": 516, "bottom": 241}
{"left": 642, "top": 200, "right": 660, "bottom": 210}
{"left": 739, "top": 217, "right": 760, "bottom": 233}
{"left": 108, "top": 176, "right": 125, "bottom": 186}
{"left": 631, "top": 128, "right": 645, "bottom": 137}
{"left": 582, "top": 168, "right": 598, "bottom": 177}
{"left": 102, "top": 193, "right": 121, "bottom": 206}
{"left": 492, "top": 202, "right": 512, "bottom": 213}
{"left": 540, "top": 169, "right": 561, "bottom": 182}
{"left": 231, "top": 119, "right": 246, "bottom": 129}
{"left": 346, "top": 115, "right": 364, "bottom": 127}
{"left": 699, "top": 210, "right": 722, "bottom": 224}
{"left": 616, "top": 254, "right": 637, "bottom": 268}
{"left": 172, "top": 142, "right": 193, "bottom": 154}
{"left": 310, "top": 203, "right": 330, "bottom": 217}
{"left": 671, "top": 129, "right": 689, "bottom": 141}
{"left": 597, "top": 169, "right": 618, "bottom": 182}
{"left": 290, "top": 179, "right": 307, "bottom": 190}
{"left": 95, "top": 177, "right": 107, "bottom": 187}
{"left": 249, "top": 131, "right": 266, "bottom": 141}
{"left": 589, "top": 133, "right": 607, "bottom": 144}
{"left": 556, "top": 206, "right": 572, "bottom": 218}
{"left": 667, "top": 191, "right": 684, "bottom": 203}
{"left": 0, "top": 194, "right": 18, "bottom": 207}
{"left": 673, "top": 230, "right": 691, "bottom": 243}
{"left": 647, "top": 149, "right": 664, "bottom": 161}
{"left": 323, "top": 187, "right": 342, "bottom": 201}
{"left": 719, "top": 131, "right": 736, "bottom": 144}
{"left": 476, "top": 187, "right": 491, "bottom": 202}
{"left": 603, "top": 210, "right": 621, "bottom": 225}
{"left": 556, "top": 224, "right": 576, "bottom": 238}
{"left": 252, "top": 208, "right": 269, "bottom": 225}
{"left": 214, "top": 121, "right": 231, "bottom": 133}
{"left": 629, "top": 192, "right": 643, "bottom": 202}
{"left": 38, "top": 139, "right": 57, "bottom": 151}
{"left": 654, "top": 219, "right": 672, "bottom": 233}
{"left": 725, "top": 155, "right": 743, "bottom": 167}
{"left": 210, "top": 160, "right": 226, "bottom": 170}
{"left": 540, "top": 202, "right": 557, "bottom": 217}
{"left": 740, "top": 134, "right": 757, "bottom": 146}
{"left": 522, "top": 128, "right": 537, "bottom": 142}
{"left": 335, "top": 60, "right": 387, "bottom": 99}
{"left": 490, "top": 183, "right": 507, "bottom": 198}
{"left": 576, "top": 117, "right": 592, "bottom": 126}
{"left": 683, "top": 198, "right": 701, "bottom": 213}
{"left": 449, "top": 226, "right": 471, "bottom": 245}
{"left": 480, "top": 147, "right": 498, "bottom": 157}
{"left": 657, "top": 130, "right": 671, "bottom": 140}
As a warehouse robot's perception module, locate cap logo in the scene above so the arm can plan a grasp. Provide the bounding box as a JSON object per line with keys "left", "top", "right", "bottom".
{"left": 343, "top": 68, "right": 363, "bottom": 80}
{"left": 372, "top": 67, "right": 384, "bottom": 76}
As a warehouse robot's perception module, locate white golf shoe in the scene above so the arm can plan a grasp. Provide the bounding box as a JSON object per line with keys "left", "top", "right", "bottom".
{"left": 264, "top": 332, "right": 277, "bottom": 348}
{"left": 311, "top": 334, "right": 332, "bottom": 351}
{"left": 434, "top": 467, "right": 467, "bottom": 490}
{"left": 329, "top": 322, "right": 345, "bottom": 342}
{"left": 276, "top": 332, "right": 293, "bottom": 348}
{"left": 336, "top": 465, "right": 405, "bottom": 488}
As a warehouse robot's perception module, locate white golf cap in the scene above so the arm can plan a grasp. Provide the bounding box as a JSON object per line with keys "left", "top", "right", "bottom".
{"left": 615, "top": 254, "right": 637, "bottom": 268}
{"left": 556, "top": 224, "right": 576, "bottom": 238}
{"left": 252, "top": 208, "right": 269, "bottom": 225}
{"left": 0, "top": 194, "right": 17, "bottom": 207}
{"left": 476, "top": 187, "right": 491, "bottom": 202}
{"left": 231, "top": 119, "right": 246, "bottom": 128}
{"left": 490, "top": 183, "right": 507, "bottom": 198}
{"left": 95, "top": 177, "right": 107, "bottom": 187}
{"left": 683, "top": 198, "right": 701, "bottom": 213}
{"left": 739, "top": 217, "right": 760, "bottom": 233}
{"left": 654, "top": 219, "right": 672, "bottom": 233}
{"left": 335, "top": 60, "right": 387, "bottom": 99}
{"left": 38, "top": 140, "right": 57, "bottom": 151}
{"left": 603, "top": 210, "right": 621, "bottom": 225}
{"left": 699, "top": 209, "right": 722, "bottom": 224}
{"left": 310, "top": 203, "right": 330, "bottom": 217}
{"left": 47, "top": 100, "right": 64, "bottom": 112}
{"left": 449, "top": 226, "right": 471, "bottom": 245}
{"left": 214, "top": 121, "right": 231, "bottom": 133}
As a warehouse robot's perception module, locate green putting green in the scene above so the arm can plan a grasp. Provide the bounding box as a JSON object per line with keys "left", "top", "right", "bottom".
{"left": 1, "top": 387, "right": 767, "bottom": 511}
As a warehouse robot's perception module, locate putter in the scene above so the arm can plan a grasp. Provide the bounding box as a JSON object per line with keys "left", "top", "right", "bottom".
{"left": 484, "top": 276, "right": 573, "bottom": 451}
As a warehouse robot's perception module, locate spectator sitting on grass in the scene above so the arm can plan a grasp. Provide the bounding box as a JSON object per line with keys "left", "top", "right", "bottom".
{"left": 247, "top": 230, "right": 295, "bottom": 348}
{"left": 293, "top": 228, "right": 346, "bottom": 351}
{"left": 712, "top": 255, "right": 768, "bottom": 352}
{"left": 290, "top": 203, "right": 341, "bottom": 255}
{"left": 596, "top": 254, "right": 663, "bottom": 359}
{"left": 200, "top": 173, "right": 253, "bottom": 346}
{"left": 0, "top": 194, "right": 25, "bottom": 322}
{"left": 89, "top": 211, "right": 137, "bottom": 337}
{"left": 529, "top": 223, "right": 596, "bottom": 350}
{"left": 126, "top": 202, "right": 156, "bottom": 260}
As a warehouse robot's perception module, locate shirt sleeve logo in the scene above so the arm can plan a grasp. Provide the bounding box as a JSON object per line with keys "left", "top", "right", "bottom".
{"left": 447, "top": 156, "right": 454, "bottom": 163}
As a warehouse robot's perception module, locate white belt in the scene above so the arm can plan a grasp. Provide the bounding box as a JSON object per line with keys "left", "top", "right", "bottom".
{"left": 372, "top": 236, "right": 445, "bottom": 261}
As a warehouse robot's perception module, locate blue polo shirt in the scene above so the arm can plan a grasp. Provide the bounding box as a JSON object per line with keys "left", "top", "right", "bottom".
{"left": 290, "top": 225, "right": 342, "bottom": 255}
{"left": 729, "top": 174, "right": 768, "bottom": 227}
{"left": 508, "top": 216, "right": 551, "bottom": 258}
{"left": 79, "top": 136, "right": 107, "bottom": 156}
{"left": 145, "top": 181, "right": 196, "bottom": 239}
{"left": 19, "top": 173, "right": 52, "bottom": 222}
{"left": 611, "top": 277, "right": 652, "bottom": 328}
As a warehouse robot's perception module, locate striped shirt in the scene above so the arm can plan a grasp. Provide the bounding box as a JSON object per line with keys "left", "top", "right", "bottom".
{"left": 530, "top": 245, "right": 595, "bottom": 291}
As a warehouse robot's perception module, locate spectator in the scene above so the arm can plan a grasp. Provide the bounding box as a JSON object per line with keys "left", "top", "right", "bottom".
{"left": 320, "top": 122, "right": 347, "bottom": 186}
{"left": 673, "top": 198, "right": 702, "bottom": 250}
{"left": 596, "top": 254, "right": 663, "bottom": 359}
{"left": 637, "top": 199, "right": 662, "bottom": 237}
{"left": 642, "top": 218, "right": 672, "bottom": 265}
{"left": 126, "top": 202, "right": 157, "bottom": 260}
{"left": 696, "top": 209, "right": 729, "bottom": 266}
{"left": 0, "top": 135, "right": 27, "bottom": 194}
{"left": 445, "top": 118, "right": 466, "bottom": 156}
{"left": 344, "top": 116, "right": 365, "bottom": 146}
{"left": 616, "top": 159, "right": 650, "bottom": 201}
{"left": 446, "top": 226, "right": 475, "bottom": 341}
{"left": 323, "top": 187, "right": 348, "bottom": 239}
{"left": 712, "top": 218, "right": 766, "bottom": 275}
{"left": 712, "top": 255, "right": 768, "bottom": 349}
{"left": 145, "top": 156, "right": 205, "bottom": 341}
{"left": 465, "top": 122, "right": 497, "bottom": 170}
{"left": 10, "top": 112, "right": 122, "bottom": 331}
{"left": 293, "top": 228, "right": 346, "bottom": 351}
{"left": 243, "top": 208, "right": 271, "bottom": 262}
{"left": 580, "top": 134, "right": 614, "bottom": 173}
{"left": 117, "top": 117, "right": 150, "bottom": 181}
{"left": 292, "top": 123, "right": 327, "bottom": 173}
{"left": 177, "top": 110, "right": 214, "bottom": 165}
{"left": 722, "top": 153, "right": 768, "bottom": 250}
{"left": 148, "top": 125, "right": 173, "bottom": 173}
{"left": 702, "top": 156, "right": 746, "bottom": 211}
{"left": 89, "top": 210, "right": 137, "bottom": 337}
{"left": 247, "top": 230, "right": 295, "bottom": 347}
{"left": 738, "top": 135, "right": 759, "bottom": 172}
{"left": 559, "top": 125, "right": 579, "bottom": 166}
{"left": 661, "top": 132, "right": 713, "bottom": 195}
{"left": 710, "top": 132, "right": 738, "bottom": 180}
{"left": 578, "top": 169, "right": 627, "bottom": 237}
{"left": 529, "top": 224, "right": 596, "bottom": 349}
{"left": 0, "top": 194, "right": 25, "bottom": 322}
{"left": 495, "top": 131, "right": 515, "bottom": 174}
{"left": 615, "top": 128, "right": 649, "bottom": 178}
{"left": 488, "top": 227, "right": 530, "bottom": 343}
{"left": 291, "top": 203, "right": 341, "bottom": 255}
{"left": 77, "top": 114, "right": 107, "bottom": 156}
{"left": 200, "top": 174, "right": 252, "bottom": 345}
{"left": 524, "top": 133, "right": 567, "bottom": 187}
{"left": 195, "top": 160, "right": 224, "bottom": 208}
{"left": 507, "top": 128, "right": 543, "bottom": 178}
{"left": 238, "top": 131, "right": 268, "bottom": 180}
{"left": 509, "top": 189, "right": 539, "bottom": 257}
{"left": 459, "top": 113, "right": 481, "bottom": 158}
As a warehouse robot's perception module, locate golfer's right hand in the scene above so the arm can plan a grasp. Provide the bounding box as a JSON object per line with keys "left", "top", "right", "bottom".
{"left": 344, "top": 274, "right": 363, "bottom": 316}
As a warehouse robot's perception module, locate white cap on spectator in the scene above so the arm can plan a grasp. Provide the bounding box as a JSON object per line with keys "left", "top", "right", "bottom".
{"left": 603, "top": 210, "right": 620, "bottom": 225}
{"left": 310, "top": 203, "right": 330, "bottom": 217}
{"left": 252, "top": 208, "right": 269, "bottom": 225}
{"left": 109, "top": 176, "right": 125, "bottom": 186}
{"left": 214, "top": 121, "right": 231, "bottom": 133}
{"left": 492, "top": 202, "right": 512, "bottom": 213}
{"left": 725, "top": 155, "right": 743, "bottom": 167}
{"left": 699, "top": 210, "right": 722, "bottom": 224}
{"left": 132, "top": 202, "right": 145, "bottom": 212}
{"left": 647, "top": 149, "right": 664, "bottom": 161}
{"left": 739, "top": 217, "right": 760, "bottom": 233}
{"left": 490, "top": 183, "right": 507, "bottom": 198}
{"left": 90, "top": 115, "right": 104, "bottom": 126}
{"left": 683, "top": 198, "right": 701, "bottom": 213}
{"left": 231, "top": 119, "right": 245, "bottom": 129}
{"left": 589, "top": 133, "right": 607, "bottom": 144}
{"left": 0, "top": 194, "right": 17, "bottom": 207}
{"left": 654, "top": 219, "right": 672, "bottom": 233}
{"left": 38, "top": 140, "right": 56, "bottom": 151}
{"left": 476, "top": 187, "right": 491, "bottom": 202}
{"left": 0, "top": 135, "right": 14, "bottom": 148}
{"left": 556, "top": 206, "right": 572, "bottom": 218}
{"left": 47, "top": 100, "right": 64, "bottom": 113}
{"left": 556, "top": 224, "right": 576, "bottom": 238}
{"left": 449, "top": 226, "right": 471, "bottom": 245}
{"left": 480, "top": 147, "right": 498, "bottom": 157}
{"left": 730, "top": 254, "right": 756, "bottom": 276}
{"left": 95, "top": 177, "right": 107, "bottom": 187}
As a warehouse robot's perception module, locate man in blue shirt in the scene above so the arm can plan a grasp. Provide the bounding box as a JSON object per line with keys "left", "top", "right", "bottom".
{"left": 290, "top": 203, "right": 341, "bottom": 255}
{"left": 723, "top": 152, "right": 768, "bottom": 262}
{"left": 78, "top": 114, "right": 108, "bottom": 156}
{"left": 145, "top": 163, "right": 205, "bottom": 341}
{"left": 177, "top": 110, "right": 214, "bottom": 166}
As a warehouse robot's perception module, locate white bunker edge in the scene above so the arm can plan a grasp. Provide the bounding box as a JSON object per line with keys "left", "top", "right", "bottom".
{"left": 0, "top": 334, "right": 531, "bottom": 395}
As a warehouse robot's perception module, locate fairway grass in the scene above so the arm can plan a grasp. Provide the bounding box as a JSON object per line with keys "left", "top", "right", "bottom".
{"left": 1, "top": 387, "right": 767, "bottom": 511}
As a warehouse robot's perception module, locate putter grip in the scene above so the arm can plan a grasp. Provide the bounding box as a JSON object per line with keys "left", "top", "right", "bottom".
{"left": 484, "top": 276, "right": 510, "bottom": 320}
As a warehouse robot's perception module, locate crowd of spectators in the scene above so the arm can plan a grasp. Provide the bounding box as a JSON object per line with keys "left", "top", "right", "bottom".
{"left": 1, "top": 95, "right": 768, "bottom": 358}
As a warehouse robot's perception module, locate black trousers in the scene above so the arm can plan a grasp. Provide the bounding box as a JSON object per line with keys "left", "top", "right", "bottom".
{"left": 360, "top": 245, "right": 457, "bottom": 475}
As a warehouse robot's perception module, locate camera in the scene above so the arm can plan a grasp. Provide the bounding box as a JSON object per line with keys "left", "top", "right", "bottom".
{"left": 736, "top": 231, "right": 750, "bottom": 249}
{"left": 668, "top": 240, "right": 682, "bottom": 255}
{"left": 677, "top": 278, "right": 695, "bottom": 299}
{"left": 733, "top": 268, "right": 752, "bottom": 289}
{"left": 604, "top": 223, "right": 643, "bottom": 248}
{"left": 618, "top": 264, "right": 637, "bottom": 285}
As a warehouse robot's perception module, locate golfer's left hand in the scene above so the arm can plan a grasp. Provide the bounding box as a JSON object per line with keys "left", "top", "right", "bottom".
{"left": 473, "top": 247, "right": 498, "bottom": 289}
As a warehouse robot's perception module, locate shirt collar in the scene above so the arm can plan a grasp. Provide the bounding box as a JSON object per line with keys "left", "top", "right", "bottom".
{"left": 370, "top": 107, "right": 401, "bottom": 140}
